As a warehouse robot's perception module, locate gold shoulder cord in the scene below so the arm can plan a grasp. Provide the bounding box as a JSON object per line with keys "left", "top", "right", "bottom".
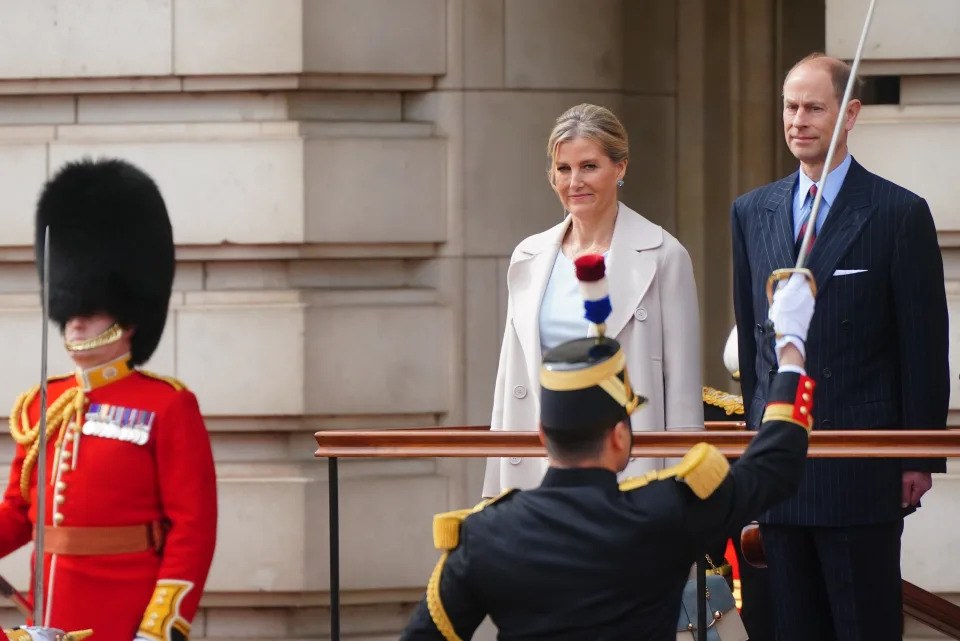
{"left": 8, "top": 383, "right": 84, "bottom": 502}
{"left": 424, "top": 489, "right": 517, "bottom": 640}
{"left": 702, "top": 386, "right": 744, "bottom": 416}
{"left": 426, "top": 551, "right": 462, "bottom": 641}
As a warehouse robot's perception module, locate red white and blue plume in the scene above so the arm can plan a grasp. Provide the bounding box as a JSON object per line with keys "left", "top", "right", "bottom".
{"left": 574, "top": 254, "right": 611, "bottom": 335}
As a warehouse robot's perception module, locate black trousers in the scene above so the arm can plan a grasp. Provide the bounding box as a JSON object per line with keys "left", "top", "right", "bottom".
{"left": 760, "top": 521, "right": 904, "bottom": 641}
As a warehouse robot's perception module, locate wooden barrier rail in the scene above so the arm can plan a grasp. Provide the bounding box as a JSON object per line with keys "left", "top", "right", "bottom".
{"left": 314, "top": 424, "right": 960, "bottom": 640}
{"left": 315, "top": 426, "right": 960, "bottom": 459}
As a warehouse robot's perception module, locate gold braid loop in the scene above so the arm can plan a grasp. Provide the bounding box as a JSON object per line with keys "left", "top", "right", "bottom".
{"left": 9, "top": 386, "right": 85, "bottom": 502}
{"left": 426, "top": 552, "right": 462, "bottom": 641}
{"left": 702, "top": 386, "right": 744, "bottom": 416}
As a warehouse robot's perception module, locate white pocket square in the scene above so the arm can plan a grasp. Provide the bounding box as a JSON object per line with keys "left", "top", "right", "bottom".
{"left": 834, "top": 269, "right": 867, "bottom": 276}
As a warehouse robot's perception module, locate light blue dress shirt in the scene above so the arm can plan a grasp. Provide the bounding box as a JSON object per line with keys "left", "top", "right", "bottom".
{"left": 792, "top": 152, "right": 852, "bottom": 240}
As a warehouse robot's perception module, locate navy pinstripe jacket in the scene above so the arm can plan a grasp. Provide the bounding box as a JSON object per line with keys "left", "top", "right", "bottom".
{"left": 731, "top": 156, "right": 949, "bottom": 526}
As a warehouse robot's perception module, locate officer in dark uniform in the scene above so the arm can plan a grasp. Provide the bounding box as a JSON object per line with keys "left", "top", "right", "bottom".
{"left": 400, "top": 264, "right": 816, "bottom": 641}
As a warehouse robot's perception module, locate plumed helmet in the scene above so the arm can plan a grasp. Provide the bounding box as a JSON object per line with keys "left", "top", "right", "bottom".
{"left": 540, "top": 335, "right": 646, "bottom": 434}
{"left": 538, "top": 254, "right": 646, "bottom": 436}
{"left": 35, "top": 157, "right": 175, "bottom": 365}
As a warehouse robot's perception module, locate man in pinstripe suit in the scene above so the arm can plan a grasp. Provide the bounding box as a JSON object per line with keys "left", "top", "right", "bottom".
{"left": 731, "top": 53, "right": 950, "bottom": 640}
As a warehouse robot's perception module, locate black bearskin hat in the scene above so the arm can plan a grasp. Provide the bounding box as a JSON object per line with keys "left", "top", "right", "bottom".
{"left": 35, "top": 158, "right": 175, "bottom": 366}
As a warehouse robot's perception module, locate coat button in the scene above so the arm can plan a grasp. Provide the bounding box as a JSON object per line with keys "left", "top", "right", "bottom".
{"left": 822, "top": 368, "right": 832, "bottom": 379}
{"left": 634, "top": 307, "right": 648, "bottom": 321}
{"left": 508, "top": 457, "right": 521, "bottom": 465}
{"left": 821, "top": 419, "right": 833, "bottom": 429}
{"left": 512, "top": 385, "right": 527, "bottom": 399}
{"left": 840, "top": 319, "right": 851, "bottom": 330}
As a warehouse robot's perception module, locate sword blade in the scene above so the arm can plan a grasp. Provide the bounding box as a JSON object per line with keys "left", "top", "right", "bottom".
{"left": 33, "top": 226, "right": 50, "bottom": 625}
{"left": 795, "top": 0, "right": 877, "bottom": 267}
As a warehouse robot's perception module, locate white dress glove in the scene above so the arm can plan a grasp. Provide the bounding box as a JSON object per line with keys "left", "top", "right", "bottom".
{"left": 768, "top": 272, "right": 815, "bottom": 363}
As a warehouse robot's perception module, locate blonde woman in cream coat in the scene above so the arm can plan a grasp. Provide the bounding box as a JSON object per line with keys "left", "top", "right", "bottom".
{"left": 482, "top": 103, "right": 704, "bottom": 498}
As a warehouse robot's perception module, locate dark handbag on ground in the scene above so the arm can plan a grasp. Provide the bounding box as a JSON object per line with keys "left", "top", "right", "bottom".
{"left": 676, "top": 557, "right": 748, "bottom": 641}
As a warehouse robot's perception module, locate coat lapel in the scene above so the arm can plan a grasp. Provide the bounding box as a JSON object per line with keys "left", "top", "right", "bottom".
{"left": 508, "top": 218, "right": 568, "bottom": 396}
{"left": 604, "top": 203, "right": 661, "bottom": 338}
{"left": 804, "top": 158, "right": 873, "bottom": 296}
{"left": 762, "top": 172, "right": 799, "bottom": 272}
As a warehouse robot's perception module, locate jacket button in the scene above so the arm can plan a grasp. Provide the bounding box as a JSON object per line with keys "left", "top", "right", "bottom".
{"left": 840, "top": 319, "right": 851, "bottom": 330}
{"left": 634, "top": 307, "right": 648, "bottom": 321}
{"left": 821, "top": 419, "right": 833, "bottom": 429}
{"left": 508, "top": 457, "right": 521, "bottom": 465}
{"left": 512, "top": 385, "right": 527, "bottom": 399}
{"left": 822, "top": 368, "right": 832, "bottom": 378}
{"left": 769, "top": 367, "right": 777, "bottom": 377}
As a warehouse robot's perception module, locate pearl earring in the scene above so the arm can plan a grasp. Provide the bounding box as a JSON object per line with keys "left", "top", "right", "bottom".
{"left": 617, "top": 179, "right": 624, "bottom": 187}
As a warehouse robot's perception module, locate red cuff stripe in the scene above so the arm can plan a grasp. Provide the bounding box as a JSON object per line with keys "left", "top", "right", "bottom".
{"left": 793, "top": 375, "right": 815, "bottom": 425}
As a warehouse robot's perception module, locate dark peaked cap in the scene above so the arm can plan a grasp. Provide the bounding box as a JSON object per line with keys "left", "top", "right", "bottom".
{"left": 35, "top": 157, "right": 175, "bottom": 366}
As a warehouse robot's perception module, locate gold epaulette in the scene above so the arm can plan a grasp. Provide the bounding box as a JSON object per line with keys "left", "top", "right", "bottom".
{"left": 432, "top": 508, "right": 473, "bottom": 551}
{"left": 138, "top": 370, "right": 188, "bottom": 391}
{"left": 427, "top": 488, "right": 518, "bottom": 641}
{"left": 620, "top": 443, "right": 730, "bottom": 499}
{"left": 431, "top": 488, "right": 517, "bottom": 551}
{"left": 619, "top": 470, "right": 659, "bottom": 492}
{"left": 702, "top": 386, "right": 744, "bottom": 416}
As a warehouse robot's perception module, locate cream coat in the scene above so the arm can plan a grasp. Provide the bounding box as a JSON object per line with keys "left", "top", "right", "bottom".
{"left": 482, "top": 203, "right": 704, "bottom": 497}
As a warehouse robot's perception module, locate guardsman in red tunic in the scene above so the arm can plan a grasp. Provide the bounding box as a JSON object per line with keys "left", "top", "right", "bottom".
{"left": 0, "top": 158, "right": 218, "bottom": 640}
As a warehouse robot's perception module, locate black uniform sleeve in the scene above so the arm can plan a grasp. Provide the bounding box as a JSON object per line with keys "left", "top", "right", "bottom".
{"left": 683, "top": 371, "right": 811, "bottom": 545}
{"left": 400, "top": 525, "right": 486, "bottom": 641}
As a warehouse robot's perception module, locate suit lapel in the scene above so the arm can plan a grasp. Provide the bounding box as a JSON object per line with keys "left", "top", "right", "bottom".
{"left": 804, "top": 159, "right": 873, "bottom": 296}
{"left": 762, "top": 173, "right": 799, "bottom": 272}
{"left": 508, "top": 218, "right": 568, "bottom": 397}
{"left": 604, "top": 204, "right": 660, "bottom": 338}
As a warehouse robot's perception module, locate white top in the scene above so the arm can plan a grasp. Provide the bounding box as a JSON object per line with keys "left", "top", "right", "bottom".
{"left": 539, "top": 249, "right": 605, "bottom": 353}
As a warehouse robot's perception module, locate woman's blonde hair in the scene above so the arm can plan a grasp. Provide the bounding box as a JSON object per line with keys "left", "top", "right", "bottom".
{"left": 546, "top": 103, "right": 629, "bottom": 183}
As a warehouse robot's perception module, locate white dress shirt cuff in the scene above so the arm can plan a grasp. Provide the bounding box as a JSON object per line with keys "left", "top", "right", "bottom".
{"left": 777, "top": 364, "right": 807, "bottom": 376}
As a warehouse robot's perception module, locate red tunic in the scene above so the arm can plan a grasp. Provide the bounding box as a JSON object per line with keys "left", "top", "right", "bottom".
{"left": 0, "top": 361, "right": 217, "bottom": 640}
